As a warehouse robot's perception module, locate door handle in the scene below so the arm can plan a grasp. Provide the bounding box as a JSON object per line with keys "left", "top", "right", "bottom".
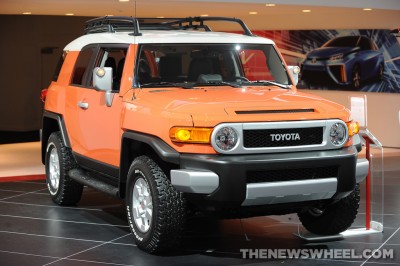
{"left": 78, "top": 101, "right": 89, "bottom": 109}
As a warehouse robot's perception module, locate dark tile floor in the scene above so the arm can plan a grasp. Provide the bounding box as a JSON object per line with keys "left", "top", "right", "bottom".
{"left": 0, "top": 155, "right": 399, "bottom": 266}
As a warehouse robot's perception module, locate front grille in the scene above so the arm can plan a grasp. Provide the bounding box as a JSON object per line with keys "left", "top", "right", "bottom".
{"left": 243, "top": 127, "right": 323, "bottom": 148}
{"left": 246, "top": 166, "right": 338, "bottom": 184}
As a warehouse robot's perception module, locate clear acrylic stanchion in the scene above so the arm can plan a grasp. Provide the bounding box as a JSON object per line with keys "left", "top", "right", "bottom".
{"left": 358, "top": 129, "right": 384, "bottom": 233}
{"left": 295, "top": 129, "right": 384, "bottom": 241}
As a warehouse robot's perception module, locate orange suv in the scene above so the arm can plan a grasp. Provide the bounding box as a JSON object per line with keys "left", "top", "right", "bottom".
{"left": 42, "top": 16, "right": 368, "bottom": 253}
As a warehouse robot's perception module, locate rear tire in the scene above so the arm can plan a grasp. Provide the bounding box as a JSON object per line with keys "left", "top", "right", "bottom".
{"left": 126, "top": 155, "right": 186, "bottom": 254}
{"left": 45, "top": 132, "right": 83, "bottom": 206}
{"left": 298, "top": 184, "right": 360, "bottom": 235}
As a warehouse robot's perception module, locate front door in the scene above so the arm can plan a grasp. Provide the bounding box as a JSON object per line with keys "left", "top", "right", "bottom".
{"left": 64, "top": 44, "right": 129, "bottom": 175}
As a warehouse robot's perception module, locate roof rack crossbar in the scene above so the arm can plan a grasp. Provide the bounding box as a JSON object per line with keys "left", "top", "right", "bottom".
{"left": 192, "top": 16, "right": 253, "bottom": 36}
{"left": 84, "top": 16, "right": 254, "bottom": 36}
{"left": 85, "top": 16, "right": 142, "bottom": 36}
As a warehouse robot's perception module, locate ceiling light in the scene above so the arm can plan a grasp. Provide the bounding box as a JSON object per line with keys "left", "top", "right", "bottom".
{"left": 302, "top": 10, "right": 311, "bottom": 13}
{"left": 65, "top": 13, "right": 74, "bottom": 16}
{"left": 22, "top": 12, "right": 32, "bottom": 15}
{"left": 119, "top": 0, "right": 130, "bottom": 2}
{"left": 249, "top": 11, "right": 258, "bottom": 15}
{"left": 265, "top": 4, "right": 276, "bottom": 7}
{"left": 363, "top": 8, "right": 373, "bottom": 11}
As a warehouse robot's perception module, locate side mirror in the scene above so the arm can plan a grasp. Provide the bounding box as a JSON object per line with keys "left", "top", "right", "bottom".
{"left": 287, "top": 65, "right": 300, "bottom": 86}
{"left": 93, "top": 67, "right": 114, "bottom": 107}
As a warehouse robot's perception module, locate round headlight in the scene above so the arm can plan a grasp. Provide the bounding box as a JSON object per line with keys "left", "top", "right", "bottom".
{"left": 330, "top": 123, "right": 347, "bottom": 146}
{"left": 214, "top": 127, "right": 238, "bottom": 151}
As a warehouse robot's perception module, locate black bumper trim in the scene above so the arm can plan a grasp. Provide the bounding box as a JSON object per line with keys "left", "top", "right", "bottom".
{"left": 178, "top": 146, "right": 358, "bottom": 207}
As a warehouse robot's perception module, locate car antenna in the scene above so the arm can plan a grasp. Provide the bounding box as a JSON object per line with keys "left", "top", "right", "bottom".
{"left": 134, "top": 1, "right": 137, "bottom": 18}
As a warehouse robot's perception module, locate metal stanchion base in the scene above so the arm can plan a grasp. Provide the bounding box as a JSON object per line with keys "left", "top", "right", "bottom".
{"left": 294, "top": 221, "right": 383, "bottom": 242}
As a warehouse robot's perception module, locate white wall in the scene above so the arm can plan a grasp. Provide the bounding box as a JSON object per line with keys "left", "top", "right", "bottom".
{"left": 301, "top": 89, "right": 400, "bottom": 148}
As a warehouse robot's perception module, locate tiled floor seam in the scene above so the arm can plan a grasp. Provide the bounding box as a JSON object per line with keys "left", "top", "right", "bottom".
{"left": 0, "top": 188, "right": 48, "bottom": 194}
{"left": 0, "top": 230, "right": 110, "bottom": 244}
{"left": 0, "top": 249, "right": 60, "bottom": 259}
{"left": 0, "top": 214, "right": 129, "bottom": 227}
{"left": 0, "top": 200, "right": 112, "bottom": 211}
{"left": 0, "top": 250, "right": 135, "bottom": 266}
{"left": 42, "top": 233, "right": 133, "bottom": 266}
{"left": 0, "top": 188, "right": 48, "bottom": 200}
{"left": 360, "top": 226, "right": 400, "bottom": 266}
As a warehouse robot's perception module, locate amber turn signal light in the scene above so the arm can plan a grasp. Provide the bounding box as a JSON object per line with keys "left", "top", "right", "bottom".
{"left": 169, "top": 127, "right": 212, "bottom": 143}
{"left": 347, "top": 121, "right": 359, "bottom": 137}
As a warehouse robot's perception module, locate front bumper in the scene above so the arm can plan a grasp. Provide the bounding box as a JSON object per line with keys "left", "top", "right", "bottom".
{"left": 171, "top": 146, "right": 368, "bottom": 207}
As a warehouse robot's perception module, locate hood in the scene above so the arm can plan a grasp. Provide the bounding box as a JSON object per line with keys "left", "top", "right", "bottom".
{"left": 136, "top": 86, "right": 350, "bottom": 126}
{"left": 307, "top": 46, "right": 359, "bottom": 60}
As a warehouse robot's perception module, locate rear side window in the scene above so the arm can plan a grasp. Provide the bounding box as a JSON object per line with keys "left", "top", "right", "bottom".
{"left": 358, "top": 37, "right": 372, "bottom": 50}
{"left": 52, "top": 55, "right": 64, "bottom": 82}
{"left": 71, "top": 46, "right": 97, "bottom": 86}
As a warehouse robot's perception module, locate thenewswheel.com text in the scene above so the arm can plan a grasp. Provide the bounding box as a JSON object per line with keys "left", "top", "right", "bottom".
{"left": 240, "top": 248, "right": 394, "bottom": 260}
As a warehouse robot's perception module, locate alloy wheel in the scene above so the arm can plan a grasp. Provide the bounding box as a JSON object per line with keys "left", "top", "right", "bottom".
{"left": 49, "top": 146, "right": 60, "bottom": 192}
{"left": 132, "top": 177, "right": 153, "bottom": 233}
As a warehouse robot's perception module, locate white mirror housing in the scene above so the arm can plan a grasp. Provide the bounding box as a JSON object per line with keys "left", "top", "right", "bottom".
{"left": 288, "top": 65, "right": 300, "bottom": 86}
{"left": 93, "top": 67, "right": 114, "bottom": 107}
{"left": 93, "top": 67, "right": 113, "bottom": 91}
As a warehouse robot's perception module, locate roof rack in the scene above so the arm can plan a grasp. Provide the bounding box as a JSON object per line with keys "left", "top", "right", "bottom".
{"left": 84, "top": 16, "right": 254, "bottom": 36}
{"left": 85, "top": 16, "right": 141, "bottom": 35}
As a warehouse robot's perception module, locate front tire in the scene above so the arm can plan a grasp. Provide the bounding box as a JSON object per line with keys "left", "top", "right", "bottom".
{"left": 298, "top": 184, "right": 360, "bottom": 235}
{"left": 126, "top": 156, "right": 186, "bottom": 254}
{"left": 45, "top": 132, "right": 83, "bottom": 206}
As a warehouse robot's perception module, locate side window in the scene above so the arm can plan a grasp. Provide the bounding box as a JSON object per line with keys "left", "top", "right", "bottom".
{"left": 52, "top": 52, "right": 66, "bottom": 82}
{"left": 358, "top": 37, "right": 371, "bottom": 51}
{"left": 71, "top": 46, "right": 97, "bottom": 86}
{"left": 96, "top": 47, "right": 128, "bottom": 91}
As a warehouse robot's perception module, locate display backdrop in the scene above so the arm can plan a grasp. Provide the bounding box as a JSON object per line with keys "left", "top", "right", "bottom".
{"left": 252, "top": 29, "right": 400, "bottom": 93}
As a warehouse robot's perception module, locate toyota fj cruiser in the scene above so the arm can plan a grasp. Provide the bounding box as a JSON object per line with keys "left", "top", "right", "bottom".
{"left": 42, "top": 16, "right": 368, "bottom": 253}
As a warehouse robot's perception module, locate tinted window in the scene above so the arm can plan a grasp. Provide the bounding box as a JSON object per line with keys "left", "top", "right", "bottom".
{"left": 137, "top": 43, "right": 290, "bottom": 86}
{"left": 95, "top": 47, "right": 128, "bottom": 91}
{"left": 71, "top": 46, "right": 97, "bottom": 86}
{"left": 323, "top": 36, "right": 360, "bottom": 48}
{"left": 358, "top": 37, "right": 372, "bottom": 50}
{"left": 52, "top": 55, "right": 64, "bottom": 82}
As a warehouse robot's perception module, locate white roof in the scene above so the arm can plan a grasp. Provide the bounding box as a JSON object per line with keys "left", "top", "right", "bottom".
{"left": 64, "top": 30, "right": 275, "bottom": 51}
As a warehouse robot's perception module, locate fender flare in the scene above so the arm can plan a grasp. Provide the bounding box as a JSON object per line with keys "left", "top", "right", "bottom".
{"left": 41, "top": 111, "right": 71, "bottom": 163}
{"left": 119, "top": 131, "right": 180, "bottom": 198}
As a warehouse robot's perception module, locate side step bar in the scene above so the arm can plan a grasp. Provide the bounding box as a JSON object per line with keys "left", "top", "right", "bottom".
{"left": 68, "top": 169, "right": 119, "bottom": 197}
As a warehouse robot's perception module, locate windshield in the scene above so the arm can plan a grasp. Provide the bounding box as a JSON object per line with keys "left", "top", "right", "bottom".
{"left": 323, "top": 36, "right": 360, "bottom": 48}
{"left": 135, "top": 43, "right": 291, "bottom": 88}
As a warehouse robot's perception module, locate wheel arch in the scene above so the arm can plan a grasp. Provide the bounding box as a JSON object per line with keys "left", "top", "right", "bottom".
{"left": 119, "top": 131, "right": 180, "bottom": 198}
{"left": 41, "top": 111, "right": 70, "bottom": 164}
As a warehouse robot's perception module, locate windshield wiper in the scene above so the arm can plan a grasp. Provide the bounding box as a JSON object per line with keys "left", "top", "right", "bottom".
{"left": 190, "top": 81, "right": 241, "bottom": 88}
{"left": 140, "top": 81, "right": 241, "bottom": 89}
{"left": 246, "top": 80, "right": 290, "bottom": 89}
{"left": 140, "top": 81, "right": 192, "bottom": 89}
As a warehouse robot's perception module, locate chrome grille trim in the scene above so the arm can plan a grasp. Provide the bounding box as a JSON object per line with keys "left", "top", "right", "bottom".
{"left": 211, "top": 119, "right": 348, "bottom": 154}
